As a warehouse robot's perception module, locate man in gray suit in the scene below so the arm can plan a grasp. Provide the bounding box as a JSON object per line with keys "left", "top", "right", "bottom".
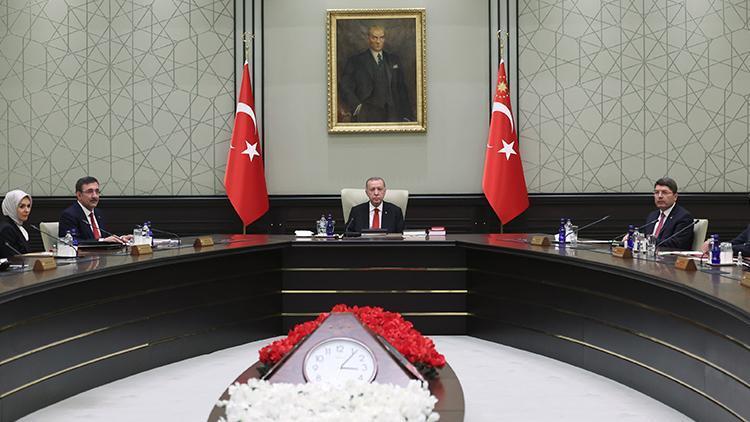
{"left": 339, "top": 25, "right": 414, "bottom": 123}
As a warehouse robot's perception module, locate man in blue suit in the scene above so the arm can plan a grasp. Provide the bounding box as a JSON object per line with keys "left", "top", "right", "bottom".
{"left": 642, "top": 177, "right": 694, "bottom": 250}
{"left": 59, "top": 176, "right": 130, "bottom": 243}
{"left": 339, "top": 25, "right": 414, "bottom": 123}
{"left": 345, "top": 177, "right": 404, "bottom": 233}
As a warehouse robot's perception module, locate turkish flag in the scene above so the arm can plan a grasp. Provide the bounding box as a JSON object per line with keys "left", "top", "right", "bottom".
{"left": 482, "top": 60, "right": 529, "bottom": 224}
{"left": 224, "top": 62, "right": 269, "bottom": 227}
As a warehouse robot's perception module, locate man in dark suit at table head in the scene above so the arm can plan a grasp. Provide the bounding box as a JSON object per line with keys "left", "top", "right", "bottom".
{"left": 345, "top": 177, "right": 404, "bottom": 233}
{"left": 642, "top": 177, "right": 694, "bottom": 250}
{"left": 58, "top": 176, "right": 131, "bottom": 243}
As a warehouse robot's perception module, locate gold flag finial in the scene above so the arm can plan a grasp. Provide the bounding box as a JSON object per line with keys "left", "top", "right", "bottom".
{"left": 497, "top": 30, "right": 509, "bottom": 60}
{"left": 242, "top": 32, "right": 255, "bottom": 62}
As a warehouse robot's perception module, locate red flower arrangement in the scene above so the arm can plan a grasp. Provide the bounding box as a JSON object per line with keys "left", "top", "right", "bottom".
{"left": 258, "top": 304, "right": 446, "bottom": 379}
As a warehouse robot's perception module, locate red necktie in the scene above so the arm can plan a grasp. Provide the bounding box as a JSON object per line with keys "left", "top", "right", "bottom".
{"left": 372, "top": 208, "right": 380, "bottom": 229}
{"left": 89, "top": 212, "right": 101, "bottom": 239}
{"left": 653, "top": 212, "right": 666, "bottom": 237}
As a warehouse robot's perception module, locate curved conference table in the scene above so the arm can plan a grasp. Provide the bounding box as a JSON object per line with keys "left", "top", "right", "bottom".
{"left": 1, "top": 234, "right": 749, "bottom": 421}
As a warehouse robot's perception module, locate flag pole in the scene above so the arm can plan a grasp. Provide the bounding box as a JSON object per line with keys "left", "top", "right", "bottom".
{"left": 497, "top": 30, "right": 508, "bottom": 234}
{"left": 241, "top": 32, "right": 254, "bottom": 236}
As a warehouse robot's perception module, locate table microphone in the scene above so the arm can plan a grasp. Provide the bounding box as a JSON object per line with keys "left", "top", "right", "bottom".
{"left": 4, "top": 241, "right": 24, "bottom": 257}
{"left": 564, "top": 215, "right": 610, "bottom": 240}
{"left": 656, "top": 219, "right": 699, "bottom": 248}
{"left": 343, "top": 216, "right": 360, "bottom": 238}
{"left": 149, "top": 227, "right": 182, "bottom": 245}
{"left": 2, "top": 243, "right": 26, "bottom": 269}
{"left": 610, "top": 216, "right": 661, "bottom": 245}
{"left": 79, "top": 219, "right": 127, "bottom": 244}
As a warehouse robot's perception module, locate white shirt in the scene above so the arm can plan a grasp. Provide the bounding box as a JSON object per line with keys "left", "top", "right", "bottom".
{"left": 369, "top": 202, "right": 383, "bottom": 228}
{"left": 370, "top": 49, "right": 383, "bottom": 64}
{"left": 652, "top": 203, "right": 676, "bottom": 235}
{"left": 78, "top": 201, "right": 101, "bottom": 237}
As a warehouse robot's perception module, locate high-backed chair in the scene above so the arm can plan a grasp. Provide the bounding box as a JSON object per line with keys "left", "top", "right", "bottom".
{"left": 340, "top": 188, "right": 409, "bottom": 223}
{"left": 39, "top": 222, "right": 59, "bottom": 251}
{"left": 692, "top": 219, "right": 709, "bottom": 251}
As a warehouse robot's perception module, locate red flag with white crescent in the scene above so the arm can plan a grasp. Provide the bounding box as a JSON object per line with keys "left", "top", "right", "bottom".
{"left": 482, "top": 60, "right": 529, "bottom": 224}
{"left": 224, "top": 62, "right": 269, "bottom": 227}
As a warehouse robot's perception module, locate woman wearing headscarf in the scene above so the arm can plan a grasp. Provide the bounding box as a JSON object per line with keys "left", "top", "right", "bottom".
{"left": 0, "top": 189, "right": 32, "bottom": 258}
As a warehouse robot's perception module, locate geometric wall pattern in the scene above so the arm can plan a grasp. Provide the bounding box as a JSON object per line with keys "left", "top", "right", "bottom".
{"left": 0, "top": 0, "right": 234, "bottom": 195}
{"left": 517, "top": 0, "right": 750, "bottom": 193}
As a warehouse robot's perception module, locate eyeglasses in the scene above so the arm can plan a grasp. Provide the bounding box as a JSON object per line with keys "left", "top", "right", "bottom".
{"left": 80, "top": 189, "right": 101, "bottom": 195}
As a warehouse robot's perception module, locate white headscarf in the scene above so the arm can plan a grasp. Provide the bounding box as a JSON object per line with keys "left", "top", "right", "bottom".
{"left": 2, "top": 189, "right": 31, "bottom": 241}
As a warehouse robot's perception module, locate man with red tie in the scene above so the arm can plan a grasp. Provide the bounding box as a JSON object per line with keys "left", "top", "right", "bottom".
{"left": 58, "top": 176, "right": 131, "bottom": 243}
{"left": 643, "top": 177, "right": 694, "bottom": 250}
{"left": 345, "top": 177, "right": 404, "bottom": 233}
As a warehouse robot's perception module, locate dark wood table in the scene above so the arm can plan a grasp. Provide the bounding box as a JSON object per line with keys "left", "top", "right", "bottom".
{"left": 1, "top": 234, "right": 748, "bottom": 421}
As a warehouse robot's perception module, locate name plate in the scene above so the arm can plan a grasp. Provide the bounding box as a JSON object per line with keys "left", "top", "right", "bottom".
{"left": 611, "top": 246, "right": 633, "bottom": 259}
{"left": 194, "top": 236, "right": 215, "bottom": 248}
{"left": 674, "top": 256, "right": 697, "bottom": 271}
{"left": 33, "top": 258, "right": 57, "bottom": 272}
{"left": 131, "top": 244, "right": 153, "bottom": 256}
{"left": 529, "top": 235, "right": 550, "bottom": 246}
{"left": 741, "top": 273, "right": 750, "bottom": 288}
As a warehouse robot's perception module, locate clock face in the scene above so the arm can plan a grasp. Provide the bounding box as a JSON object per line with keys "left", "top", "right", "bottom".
{"left": 303, "top": 337, "right": 377, "bottom": 386}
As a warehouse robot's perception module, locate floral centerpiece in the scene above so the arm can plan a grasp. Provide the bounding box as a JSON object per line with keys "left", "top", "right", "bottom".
{"left": 259, "top": 304, "right": 446, "bottom": 379}
{"left": 217, "top": 378, "right": 439, "bottom": 422}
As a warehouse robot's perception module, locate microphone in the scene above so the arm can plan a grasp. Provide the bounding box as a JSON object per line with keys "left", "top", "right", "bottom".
{"left": 565, "top": 215, "right": 610, "bottom": 240}
{"left": 29, "top": 224, "right": 75, "bottom": 247}
{"left": 610, "top": 216, "right": 661, "bottom": 245}
{"left": 79, "top": 219, "right": 127, "bottom": 244}
{"left": 656, "top": 219, "right": 699, "bottom": 249}
{"left": 343, "top": 216, "right": 360, "bottom": 238}
{"left": 4, "top": 241, "right": 23, "bottom": 257}
{"left": 149, "top": 227, "right": 181, "bottom": 245}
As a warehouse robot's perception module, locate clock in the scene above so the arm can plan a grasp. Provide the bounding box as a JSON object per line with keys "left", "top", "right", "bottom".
{"left": 303, "top": 337, "right": 377, "bottom": 386}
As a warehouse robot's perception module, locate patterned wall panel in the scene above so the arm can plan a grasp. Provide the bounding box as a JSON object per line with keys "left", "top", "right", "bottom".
{"left": 0, "top": 0, "right": 234, "bottom": 195}
{"left": 518, "top": 0, "right": 750, "bottom": 193}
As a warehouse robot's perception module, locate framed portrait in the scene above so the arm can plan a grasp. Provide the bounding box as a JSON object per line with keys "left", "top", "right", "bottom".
{"left": 327, "top": 8, "right": 426, "bottom": 133}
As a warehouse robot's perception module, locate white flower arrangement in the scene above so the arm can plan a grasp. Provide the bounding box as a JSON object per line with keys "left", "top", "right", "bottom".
{"left": 217, "top": 378, "right": 439, "bottom": 422}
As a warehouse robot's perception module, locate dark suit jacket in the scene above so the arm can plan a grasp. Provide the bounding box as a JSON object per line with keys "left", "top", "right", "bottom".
{"left": 732, "top": 224, "right": 750, "bottom": 256}
{"left": 643, "top": 204, "right": 695, "bottom": 250}
{"left": 346, "top": 201, "right": 404, "bottom": 233}
{"left": 0, "top": 215, "right": 30, "bottom": 258}
{"left": 339, "top": 49, "right": 413, "bottom": 122}
{"left": 59, "top": 202, "right": 106, "bottom": 240}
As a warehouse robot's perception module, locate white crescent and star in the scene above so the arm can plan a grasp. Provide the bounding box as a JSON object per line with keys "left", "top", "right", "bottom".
{"left": 230, "top": 101, "right": 260, "bottom": 162}
{"left": 241, "top": 141, "right": 260, "bottom": 161}
{"left": 498, "top": 140, "right": 517, "bottom": 160}
{"left": 236, "top": 102, "right": 257, "bottom": 130}
{"left": 487, "top": 101, "right": 515, "bottom": 149}
{"left": 492, "top": 101, "right": 514, "bottom": 133}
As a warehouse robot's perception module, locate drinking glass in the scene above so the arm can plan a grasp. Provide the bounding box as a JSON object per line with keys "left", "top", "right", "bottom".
{"left": 646, "top": 234, "right": 657, "bottom": 258}
{"left": 569, "top": 226, "right": 578, "bottom": 246}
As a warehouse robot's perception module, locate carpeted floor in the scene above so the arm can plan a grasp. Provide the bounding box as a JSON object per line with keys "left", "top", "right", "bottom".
{"left": 20, "top": 336, "right": 691, "bottom": 421}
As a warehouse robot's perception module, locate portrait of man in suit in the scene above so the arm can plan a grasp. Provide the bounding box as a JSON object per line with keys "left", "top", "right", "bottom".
{"left": 327, "top": 9, "right": 426, "bottom": 133}
{"left": 339, "top": 24, "right": 414, "bottom": 123}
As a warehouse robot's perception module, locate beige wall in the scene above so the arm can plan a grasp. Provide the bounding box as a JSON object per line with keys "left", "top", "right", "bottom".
{"left": 3, "top": 0, "right": 746, "bottom": 196}
{"left": 261, "top": 0, "right": 491, "bottom": 194}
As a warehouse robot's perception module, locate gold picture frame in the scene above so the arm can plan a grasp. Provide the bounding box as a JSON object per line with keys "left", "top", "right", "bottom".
{"left": 327, "top": 8, "right": 426, "bottom": 133}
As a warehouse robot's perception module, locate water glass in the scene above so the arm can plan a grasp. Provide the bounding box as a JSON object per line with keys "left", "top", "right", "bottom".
{"left": 569, "top": 226, "right": 578, "bottom": 245}
{"left": 645, "top": 234, "right": 657, "bottom": 258}
{"left": 720, "top": 242, "right": 733, "bottom": 264}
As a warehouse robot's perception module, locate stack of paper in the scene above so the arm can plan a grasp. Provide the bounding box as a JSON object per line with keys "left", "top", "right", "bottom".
{"left": 402, "top": 229, "right": 427, "bottom": 238}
